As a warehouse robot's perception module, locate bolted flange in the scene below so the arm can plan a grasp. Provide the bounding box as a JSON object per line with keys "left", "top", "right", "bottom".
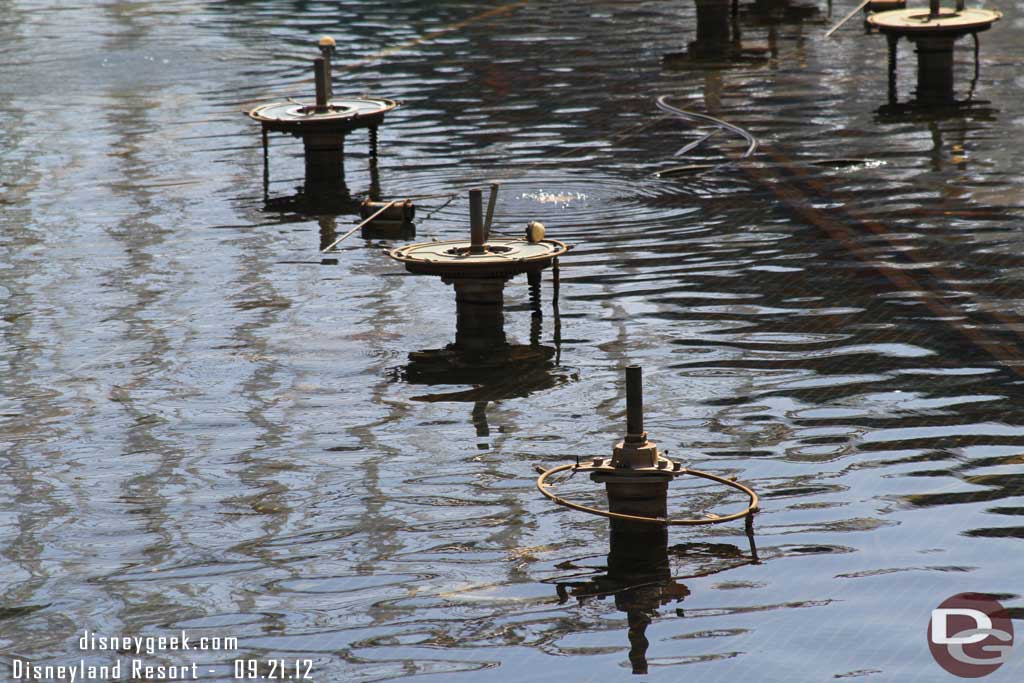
{"left": 612, "top": 432, "right": 661, "bottom": 470}
{"left": 600, "top": 365, "right": 678, "bottom": 478}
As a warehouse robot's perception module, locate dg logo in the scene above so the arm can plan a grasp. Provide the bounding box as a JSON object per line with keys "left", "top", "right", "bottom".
{"left": 928, "top": 593, "right": 1014, "bottom": 678}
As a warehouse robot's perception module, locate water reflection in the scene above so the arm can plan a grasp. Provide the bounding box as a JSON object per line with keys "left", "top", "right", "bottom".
{"left": 8, "top": 0, "right": 1024, "bottom": 679}
{"left": 664, "top": 0, "right": 773, "bottom": 65}
{"left": 261, "top": 145, "right": 412, "bottom": 257}
{"left": 550, "top": 523, "right": 758, "bottom": 674}
{"left": 391, "top": 283, "right": 572, "bottom": 438}
{"left": 261, "top": 146, "right": 380, "bottom": 214}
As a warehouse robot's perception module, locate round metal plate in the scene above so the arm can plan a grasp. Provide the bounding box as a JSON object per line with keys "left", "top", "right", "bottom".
{"left": 867, "top": 7, "right": 1001, "bottom": 33}
{"left": 388, "top": 238, "right": 569, "bottom": 277}
{"left": 248, "top": 97, "right": 397, "bottom": 124}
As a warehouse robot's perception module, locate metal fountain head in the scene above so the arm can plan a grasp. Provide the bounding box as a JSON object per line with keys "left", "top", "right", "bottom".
{"left": 611, "top": 365, "right": 667, "bottom": 470}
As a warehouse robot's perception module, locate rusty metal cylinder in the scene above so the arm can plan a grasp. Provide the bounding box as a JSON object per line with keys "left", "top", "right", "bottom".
{"left": 450, "top": 278, "right": 508, "bottom": 352}
{"left": 607, "top": 481, "right": 669, "bottom": 572}
{"left": 314, "top": 57, "right": 330, "bottom": 112}
{"left": 626, "top": 365, "right": 644, "bottom": 438}
{"left": 913, "top": 35, "right": 956, "bottom": 102}
{"left": 360, "top": 199, "right": 415, "bottom": 223}
{"left": 302, "top": 132, "right": 345, "bottom": 191}
{"left": 469, "top": 189, "right": 486, "bottom": 254}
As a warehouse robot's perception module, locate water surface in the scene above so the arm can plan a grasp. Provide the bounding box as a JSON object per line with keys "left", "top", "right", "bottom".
{"left": 3, "top": 0, "right": 1024, "bottom": 680}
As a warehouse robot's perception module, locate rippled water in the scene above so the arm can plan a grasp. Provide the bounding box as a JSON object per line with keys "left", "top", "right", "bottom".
{"left": 4, "top": 0, "right": 1024, "bottom": 680}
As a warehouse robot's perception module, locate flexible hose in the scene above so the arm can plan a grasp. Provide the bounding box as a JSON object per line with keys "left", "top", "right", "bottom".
{"left": 655, "top": 95, "right": 758, "bottom": 161}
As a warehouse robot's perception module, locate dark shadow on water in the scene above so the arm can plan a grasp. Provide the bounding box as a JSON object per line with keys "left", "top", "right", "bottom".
{"left": 261, "top": 154, "right": 416, "bottom": 252}
{"left": 389, "top": 278, "right": 573, "bottom": 440}
{"left": 874, "top": 98, "right": 998, "bottom": 124}
{"left": 549, "top": 521, "right": 759, "bottom": 674}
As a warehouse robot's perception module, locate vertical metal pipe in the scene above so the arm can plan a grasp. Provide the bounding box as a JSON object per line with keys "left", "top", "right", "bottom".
{"left": 318, "top": 45, "right": 334, "bottom": 101}
{"left": 625, "top": 365, "right": 643, "bottom": 437}
{"left": 955, "top": 0, "right": 964, "bottom": 12}
{"left": 314, "top": 57, "right": 329, "bottom": 112}
{"left": 929, "top": 0, "right": 941, "bottom": 20}
{"left": 484, "top": 183, "right": 499, "bottom": 240}
{"left": 469, "top": 189, "right": 485, "bottom": 253}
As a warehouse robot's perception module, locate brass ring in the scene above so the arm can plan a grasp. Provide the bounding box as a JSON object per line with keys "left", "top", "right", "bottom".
{"left": 536, "top": 463, "right": 759, "bottom": 526}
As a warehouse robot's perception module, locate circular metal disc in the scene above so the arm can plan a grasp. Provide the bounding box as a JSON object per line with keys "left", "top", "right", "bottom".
{"left": 248, "top": 97, "right": 397, "bottom": 124}
{"left": 388, "top": 237, "right": 569, "bottom": 277}
{"left": 867, "top": 7, "right": 1001, "bottom": 33}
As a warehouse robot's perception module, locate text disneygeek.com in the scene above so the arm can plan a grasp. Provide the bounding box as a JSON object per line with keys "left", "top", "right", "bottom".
{"left": 6, "top": 629, "right": 313, "bottom": 681}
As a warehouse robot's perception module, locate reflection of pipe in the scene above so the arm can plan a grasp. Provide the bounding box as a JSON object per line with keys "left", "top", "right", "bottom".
{"left": 607, "top": 515, "right": 670, "bottom": 675}
{"left": 552, "top": 259, "right": 562, "bottom": 364}
{"left": 549, "top": 507, "right": 759, "bottom": 674}
{"left": 887, "top": 34, "right": 899, "bottom": 104}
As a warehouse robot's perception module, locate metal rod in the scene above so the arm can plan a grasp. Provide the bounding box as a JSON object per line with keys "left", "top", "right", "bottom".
{"left": 625, "top": 365, "right": 643, "bottom": 436}
{"left": 320, "top": 200, "right": 397, "bottom": 252}
{"left": 469, "top": 189, "right": 485, "bottom": 253}
{"left": 314, "top": 57, "right": 329, "bottom": 112}
{"left": 929, "top": 0, "right": 941, "bottom": 20}
{"left": 483, "top": 182, "right": 499, "bottom": 240}
{"left": 955, "top": 0, "right": 964, "bottom": 11}
{"left": 318, "top": 43, "right": 334, "bottom": 101}
{"left": 825, "top": 0, "right": 872, "bottom": 38}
